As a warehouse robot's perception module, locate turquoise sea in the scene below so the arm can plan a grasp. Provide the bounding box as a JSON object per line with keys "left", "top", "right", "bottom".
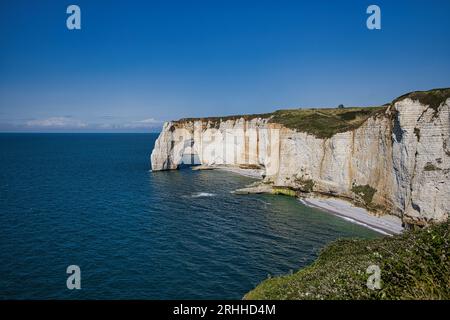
{"left": 0, "top": 133, "right": 379, "bottom": 299}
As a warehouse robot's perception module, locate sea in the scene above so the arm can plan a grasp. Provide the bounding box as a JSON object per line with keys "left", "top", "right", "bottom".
{"left": 0, "top": 133, "right": 379, "bottom": 299}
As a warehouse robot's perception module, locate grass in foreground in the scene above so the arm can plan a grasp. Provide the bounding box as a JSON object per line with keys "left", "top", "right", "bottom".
{"left": 244, "top": 220, "right": 449, "bottom": 300}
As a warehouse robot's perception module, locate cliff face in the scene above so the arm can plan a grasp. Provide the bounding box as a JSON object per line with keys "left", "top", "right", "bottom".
{"left": 391, "top": 98, "right": 450, "bottom": 226}
{"left": 151, "top": 90, "right": 450, "bottom": 227}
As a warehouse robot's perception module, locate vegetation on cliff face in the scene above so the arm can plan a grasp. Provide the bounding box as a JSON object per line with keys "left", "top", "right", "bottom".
{"left": 351, "top": 184, "right": 377, "bottom": 206}
{"left": 244, "top": 220, "right": 449, "bottom": 300}
{"left": 294, "top": 177, "right": 315, "bottom": 192}
{"left": 424, "top": 162, "right": 442, "bottom": 171}
{"left": 271, "top": 186, "right": 297, "bottom": 197}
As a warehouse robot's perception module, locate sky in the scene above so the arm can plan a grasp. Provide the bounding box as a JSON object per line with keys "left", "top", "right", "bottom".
{"left": 0, "top": 0, "right": 449, "bottom": 132}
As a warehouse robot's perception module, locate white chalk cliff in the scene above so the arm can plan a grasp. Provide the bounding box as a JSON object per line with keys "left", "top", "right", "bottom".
{"left": 151, "top": 89, "right": 450, "bottom": 228}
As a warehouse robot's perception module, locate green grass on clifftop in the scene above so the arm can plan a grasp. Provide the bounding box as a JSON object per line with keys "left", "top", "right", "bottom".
{"left": 178, "top": 107, "right": 386, "bottom": 139}
{"left": 244, "top": 220, "right": 449, "bottom": 300}
{"left": 269, "top": 106, "right": 386, "bottom": 138}
{"left": 392, "top": 88, "right": 450, "bottom": 111}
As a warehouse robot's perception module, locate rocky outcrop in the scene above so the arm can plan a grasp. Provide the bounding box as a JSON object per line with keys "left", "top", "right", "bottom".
{"left": 391, "top": 98, "right": 450, "bottom": 226}
{"left": 150, "top": 89, "right": 450, "bottom": 227}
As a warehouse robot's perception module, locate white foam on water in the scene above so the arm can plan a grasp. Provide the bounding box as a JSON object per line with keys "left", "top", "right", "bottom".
{"left": 190, "top": 192, "right": 216, "bottom": 198}
{"left": 338, "top": 216, "right": 392, "bottom": 236}
{"left": 254, "top": 199, "right": 271, "bottom": 205}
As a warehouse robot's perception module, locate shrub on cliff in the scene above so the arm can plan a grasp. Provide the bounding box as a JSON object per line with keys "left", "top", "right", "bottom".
{"left": 351, "top": 184, "right": 377, "bottom": 206}
{"left": 244, "top": 220, "right": 449, "bottom": 300}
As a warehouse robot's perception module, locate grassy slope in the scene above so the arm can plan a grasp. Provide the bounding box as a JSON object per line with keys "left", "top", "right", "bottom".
{"left": 244, "top": 220, "right": 449, "bottom": 300}
{"left": 176, "top": 88, "right": 450, "bottom": 139}
{"left": 269, "top": 107, "right": 385, "bottom": 138}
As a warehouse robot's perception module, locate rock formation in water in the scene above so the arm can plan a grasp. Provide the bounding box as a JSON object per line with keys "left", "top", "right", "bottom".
{"left": 151, "top": 88, "right": 450, "bottom": 228}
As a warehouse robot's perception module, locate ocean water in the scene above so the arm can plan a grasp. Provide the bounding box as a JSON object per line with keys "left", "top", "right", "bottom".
{"left": 0, "top": 133, "right": 379, "bottom": 299}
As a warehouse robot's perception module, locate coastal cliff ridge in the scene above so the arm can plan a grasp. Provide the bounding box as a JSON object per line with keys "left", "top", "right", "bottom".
{"left": 151, "top": 88, "right": 450, "bottom": 228}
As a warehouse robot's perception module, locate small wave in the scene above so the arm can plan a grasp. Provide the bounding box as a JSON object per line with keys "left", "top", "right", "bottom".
{"left": 339, "top": 216, "right": 392, "bottom": 236}
{"left": 190, "top": 192, "right": 216, "bottom": 198}
{"left": 255, "top": 199, "right": 271, "bottom": 206}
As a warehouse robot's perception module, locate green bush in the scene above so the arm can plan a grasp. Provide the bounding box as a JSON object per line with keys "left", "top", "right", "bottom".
{"left": 424, "top": 163, "right": 441, "bottom": 171}
{"left": 272, "top": 187, "right": 297, "bottom": 197}
{"left": 294, "top": 177, "right": 315, "bottom": 192}
{"left": 245, "top": 220, "right": 450, "bottom": 300}
{"left": 351, "top": 184, "right": 377, "bottom": 205}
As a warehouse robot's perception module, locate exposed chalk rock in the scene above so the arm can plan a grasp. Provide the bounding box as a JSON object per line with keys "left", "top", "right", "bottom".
{"left": 150, "top": 89, "right": 450, "bottom": 227}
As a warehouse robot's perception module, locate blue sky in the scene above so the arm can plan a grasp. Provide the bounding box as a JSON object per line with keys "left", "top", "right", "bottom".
{"left": 1, "top": 0, "right": 449, "bottom": 132}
